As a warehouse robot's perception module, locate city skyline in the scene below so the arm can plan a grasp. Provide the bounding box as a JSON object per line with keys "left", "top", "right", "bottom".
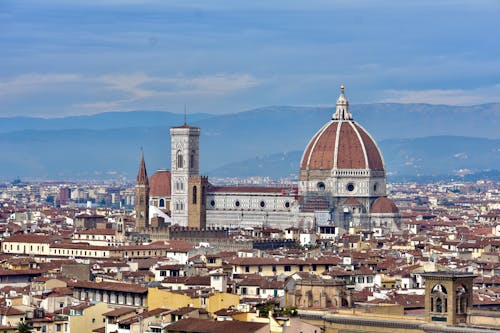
{"left": 1, "top": 0, "right": 500, "bottom": 117}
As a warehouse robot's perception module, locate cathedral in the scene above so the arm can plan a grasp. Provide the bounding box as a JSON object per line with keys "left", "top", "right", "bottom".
{"left": 135, "top": 86, "right": 400, "bottom": 236}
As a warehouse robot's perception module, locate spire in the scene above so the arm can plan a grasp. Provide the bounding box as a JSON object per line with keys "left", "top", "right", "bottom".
{"left": 184, "top": 104, "right": 187, "bottom": 126}
{"left": 332, "top": 84, "right": 353, "bottom": 120}
{"left": 136, "top": 149, "right": 149, "bottom": 185}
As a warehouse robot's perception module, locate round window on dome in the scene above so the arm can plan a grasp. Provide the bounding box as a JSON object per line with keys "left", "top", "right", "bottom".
{"left": 210, "top": 200, "right": 216, "bottom": 207}
{"left": 235, "top": 200, "right": 240, "bottom": 207}
{"left": 317, "top": 182, "right": 326, "bottom": 191}
{"left": 260, "top": 201, "right": 266, "bottom": 208}
{"left": 284, "top": 201, "right": 290, "bottom": 208}
{"left": 346, "top": 183, "right": 355, "bottom": 192}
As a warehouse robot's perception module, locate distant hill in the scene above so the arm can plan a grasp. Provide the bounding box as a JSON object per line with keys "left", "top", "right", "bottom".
{"left": 0, "top": 111, "right": 213, "bottom": 133}
{"left": 0, "top": 104, "right": 498, "bottom": 180}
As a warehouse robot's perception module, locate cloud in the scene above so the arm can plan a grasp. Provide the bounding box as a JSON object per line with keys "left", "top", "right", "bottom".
{"left": 73, "top": 72, "right": 261, "bottom": 110}
{"left": 0, "top": 73, "right": 82, "bottom": 97}
{"left": 379, "top": 84, "right": 500, "bottom": 105}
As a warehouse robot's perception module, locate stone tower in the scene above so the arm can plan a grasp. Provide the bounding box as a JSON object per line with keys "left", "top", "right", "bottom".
{"left": 135, "top": 150, "right": 149, "bottom": 230}
{"left": 170, "top": 124, "right": 201, "bottom": 226}
{"left": 421, "top": 271, "right": 476, "bottom": 326}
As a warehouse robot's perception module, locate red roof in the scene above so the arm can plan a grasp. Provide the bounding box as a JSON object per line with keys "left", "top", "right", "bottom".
{"left": 208, "top": 186, "right": 287, "bottom": 194}
{"left": 371, "top": 197, "right": 399, "bottom": 214}
{"left": 149, "top": 170, "right": 171, "bottom": 197}
{"left": 300, "top": 120, "right": 384, "bottom": 172}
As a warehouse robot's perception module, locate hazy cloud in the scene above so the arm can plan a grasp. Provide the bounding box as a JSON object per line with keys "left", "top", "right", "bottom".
{"left": 380, "top": 84, "right": 500, "bottom": 105}
{"left": 73, "top": 73, "right": 260, "bottom": 111}
{"left": 0, "top": 74, "right": 82, "bottom": 98}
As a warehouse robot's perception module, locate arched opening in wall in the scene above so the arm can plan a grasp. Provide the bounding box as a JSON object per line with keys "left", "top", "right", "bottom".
{"left": 159, "top": 199, "right": 165, "bottom": 207}
{"left": 431, "top": 284, "right": 448, "bottom": 313}
{"left": 317, "top": 182, "right": 325, "bottom": 191}
{"left": 192, "top": 186, "right": 197, "bottom": 204}
{"left": 456, "top": 284, "right": 468, "bottom": 314}
{"left": 176, "top": 151, "right": 184, "bottom": 169}
{"left": 190, "top": 150, "right": 195, "bottom": 169}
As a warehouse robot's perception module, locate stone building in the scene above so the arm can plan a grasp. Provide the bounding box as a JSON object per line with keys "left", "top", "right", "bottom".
{"left": 137, "top": 85, "right": 400, "bottom": 234}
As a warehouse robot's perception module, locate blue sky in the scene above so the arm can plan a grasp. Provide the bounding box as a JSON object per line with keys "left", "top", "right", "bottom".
{"left": 1, "top": 0, "right": 500, "bottom": 117}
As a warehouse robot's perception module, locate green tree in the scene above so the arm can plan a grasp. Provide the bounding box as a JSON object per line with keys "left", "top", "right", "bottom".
{"left": 17, "top": 321, "right": 32, "bottom": 333}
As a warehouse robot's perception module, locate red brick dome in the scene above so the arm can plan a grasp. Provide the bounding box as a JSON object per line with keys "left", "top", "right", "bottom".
{"left": 371, "top": 196, "right": 399, "bottom": 214}
{"left": 149, "top": 170, "right": 171, "bottom": 197}
{"left": 300, "top": 86, "right": 384, "bottom": 172}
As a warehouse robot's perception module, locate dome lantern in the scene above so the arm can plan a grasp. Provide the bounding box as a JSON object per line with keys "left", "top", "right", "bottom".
{"left": 333, "top": 84, "right": 353, "bottom": 121}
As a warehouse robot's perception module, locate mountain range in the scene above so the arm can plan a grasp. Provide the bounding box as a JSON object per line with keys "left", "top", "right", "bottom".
{"left": 0, "top": 103, "right": 498, "bottom": 181}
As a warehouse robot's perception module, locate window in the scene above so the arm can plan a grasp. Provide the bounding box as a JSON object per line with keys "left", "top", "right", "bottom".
{"left": 317, "top": 182, "right": 326, "bottom": 191}
{"left": 260, "top": 201, "right": 265, "bottom": 208}
{"left": 245, "top": 266, "right": 250, "bottom": 273}
{"left": 190, "top": 151, "right": 195, "bottom": 169}
{"left": 192, "top": 186, "right": 197, "bottom": 204}
{"left": 241, "top": 287, "right": 247, "bottom": 295}
{"left": 284, "top": 265, "right": 291, "bottom": 272}
{"left": 159, "top": 199, "right": 165, "bottom": 207}
{"left": 56, "top": 324, "right": 61, "bottom": 332}
{"left": 347, "top": 183, "right": 355, "bottom": 192}
{"left": 176, "top": 151, "right": 184, "bottom": 169}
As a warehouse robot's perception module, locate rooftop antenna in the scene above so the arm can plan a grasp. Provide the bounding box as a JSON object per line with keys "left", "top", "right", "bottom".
{"left": 184, "top": 104, "right": 187, "bottom": 126}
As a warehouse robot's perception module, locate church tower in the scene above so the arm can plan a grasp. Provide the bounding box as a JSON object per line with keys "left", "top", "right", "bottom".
{"left": 135, "top": 150, "right": 149, "bottom": 230}
{"left": 170, "top": 124, "right": 201, "bottom": 226}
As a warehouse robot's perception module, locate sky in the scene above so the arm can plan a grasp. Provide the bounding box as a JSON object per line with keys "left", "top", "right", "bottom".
{"left": 1, "top": 0, "right": 500, "bottom": 117}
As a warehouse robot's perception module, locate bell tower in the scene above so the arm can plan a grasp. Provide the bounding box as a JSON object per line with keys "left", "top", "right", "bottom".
{"left": 170, "top": 124, "right": 200, "bottom": 226}
{"left": 135, "top": 150, "right": 149, "bottom": 230}
{"left": 421, "top": 271, "right": 476, "bottom": 326}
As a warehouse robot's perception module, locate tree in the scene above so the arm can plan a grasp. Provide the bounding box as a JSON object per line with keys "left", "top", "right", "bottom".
{"left": 17, "top": 321, "right": 32, "bottom": 333}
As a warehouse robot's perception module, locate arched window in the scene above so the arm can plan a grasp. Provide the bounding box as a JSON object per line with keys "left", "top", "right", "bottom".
{"left": 436, "top": 298, "right": 442, "bottom": 313}
{"left": 159, "top": 199, "right": 165, "bottom": 207}
{"left": 176, "top": 151, "right": 183, "bottom": 169}
{"left": 190, "top": 150, "right": 195, "bottom": 169}
{"left": 431, "top": 284, "right": 447, "bottom": 313}
{"left": 192, "top": 186, "right": 197, "bottom": 204}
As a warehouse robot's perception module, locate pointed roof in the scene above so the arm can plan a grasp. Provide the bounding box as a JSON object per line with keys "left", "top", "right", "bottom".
{"left": 136, "top": 150, "right": 149, "bottom": 185}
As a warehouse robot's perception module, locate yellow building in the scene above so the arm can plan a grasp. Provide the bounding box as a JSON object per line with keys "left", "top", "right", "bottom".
{"left": 148, "top": 287, "right": 239, "bottom": 314}
{"left": 67, "top": 302, "right": 110, "bottom": 333}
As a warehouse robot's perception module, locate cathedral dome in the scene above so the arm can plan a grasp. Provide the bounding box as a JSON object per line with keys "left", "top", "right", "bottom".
{"left": 149, "top": 170, "right": 171, "bottom": 197}
{"left": 300, "top": 86, "right": 385, "bottom": 173}
{"left": 371, "top": 196, "right": 399, "bottom": 214}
